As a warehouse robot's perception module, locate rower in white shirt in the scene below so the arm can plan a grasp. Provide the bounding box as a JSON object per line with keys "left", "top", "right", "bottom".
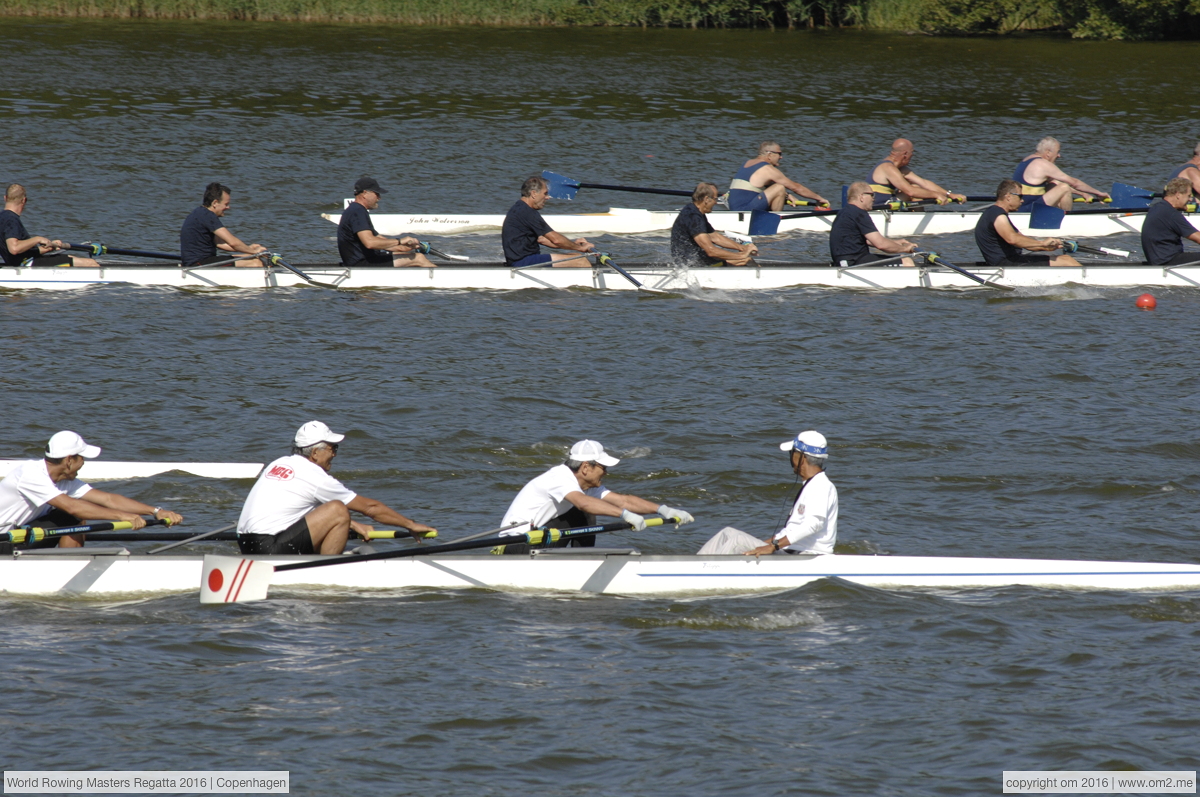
{"left": 0, "top": 431, "right": 184, "bottom": 549}
{"left": 496, "top": 439, "right": 694, "bottom": 555}
{"left": 699, "top": 430, "right": 838, "bottom": 556}
{"left": 236, "top": 420, "right": 436, "bottom": 555}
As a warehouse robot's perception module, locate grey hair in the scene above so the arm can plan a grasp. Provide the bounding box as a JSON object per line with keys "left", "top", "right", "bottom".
{"left": 1165, "top": 177, "right": 1193, "bottom": 197}
{"left": 565, "top": 459, "right": 585, "bottom": 471}
{"left": 1036, "top": 136, "right": 1060, "bottom": 153}
{"left": 757, "top": 140, "right": 780, "bottom": 156}
{"left": 692, "top": 182, "right": 719, "bottom": 202}
{"left": 801, "top": 453, "right": 827, "bottom": 470}
{"left": 521, "top": 175, "right": 548, "bottom": 197}
{"left": 292, "top": 442, "right": 330, "bottom": 457}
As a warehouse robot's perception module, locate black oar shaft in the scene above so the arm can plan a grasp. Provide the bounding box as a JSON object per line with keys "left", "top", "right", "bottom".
{"left": 67, "top": 243, "right": 181, "bottom": 260}
{"left": 578, "top": 182, "right": 692, "bottom": 197}
{"left": 275, "top": 518, "right": 663, "bottom": 573}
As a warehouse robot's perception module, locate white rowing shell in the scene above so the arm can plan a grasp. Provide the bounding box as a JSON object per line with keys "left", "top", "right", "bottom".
{"left": 323, "top": 207, "right": 1164, "bottom": 238}
{"left": 0, "top": 460, "right": 263, "bottom": 480}
{"left": 5, "top": 550, "right": 1200, "bottom": 598}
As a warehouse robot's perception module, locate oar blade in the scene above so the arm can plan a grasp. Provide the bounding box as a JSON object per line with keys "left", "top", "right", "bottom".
{"left": 1111, "top": 182, "right": 1154, "bottom": 209}
{"left": 1028, "top": 202, "right": 1066, "bottom": 230}
{"left": 747, "top": 211, "right": 781, "bottom": 236}
{"left": 541, "top": 170, "right": 580, "bottom": 201}
{"left": 200, "top": 555, "right": 273, "bottom": 604}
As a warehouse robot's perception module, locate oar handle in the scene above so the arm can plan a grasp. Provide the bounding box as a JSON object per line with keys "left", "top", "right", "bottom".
{"left": 274, "top": 518, "right": 666, "bottom": 573}
{"left": 2, "top": 517, "right": 168, "bottom": 544}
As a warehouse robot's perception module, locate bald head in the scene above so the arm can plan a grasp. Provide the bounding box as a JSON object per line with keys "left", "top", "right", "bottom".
{"left": 5, "top": 184, "right": 26, "bottom": 203}
{"left": 846, "top": 181, "right": 874, "bottom": 202}
{"left": 890, "top": 138, "right": 913, "bottom": 155}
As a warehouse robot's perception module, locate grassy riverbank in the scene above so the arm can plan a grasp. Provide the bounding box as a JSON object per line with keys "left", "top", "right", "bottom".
{"left": 3, "top": 0, "right": 1196, "bottom": 38}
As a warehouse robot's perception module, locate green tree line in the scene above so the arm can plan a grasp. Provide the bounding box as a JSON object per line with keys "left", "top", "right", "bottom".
{"left": 3, "top": 0, "right": 1198, "bottom": 39}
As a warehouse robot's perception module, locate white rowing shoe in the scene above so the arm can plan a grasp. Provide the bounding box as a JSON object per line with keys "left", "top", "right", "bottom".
{"left": 0, "top": 460, "right": 264, "bottom": 480}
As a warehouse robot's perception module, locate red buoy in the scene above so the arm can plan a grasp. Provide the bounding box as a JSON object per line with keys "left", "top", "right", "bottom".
{"left": 1135, "top": 293, "right": 1157, "bottom": 310}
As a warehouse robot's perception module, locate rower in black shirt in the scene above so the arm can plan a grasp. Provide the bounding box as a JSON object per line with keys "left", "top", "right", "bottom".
{"left": 336, "top": 177, "right": 434, "bottom": 268}
{"left": 670, "top": 183, "right": 757, "bottom": 267}
{"left": 829, "top": 182, "right": 917, "bottom": 267}
{"left": 974, "top": 179, "right": 1080, "bottom": 268}
{"left": 180, "top": 182, "right": 267, "bottom": 267}
{"left": 1141, "top": 178, "right": 1200, "bottom": 266}
{"left": 502, "top": 176, "right": 594, "bottom": 268}
{"left": 1, "top": 184, "right": 100, "bottom": 269}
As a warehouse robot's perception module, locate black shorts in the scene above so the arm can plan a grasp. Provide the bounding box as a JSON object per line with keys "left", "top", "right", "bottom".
{"left": 237, "top": 517, "right": 315, "bottom": 555}
{"left": 346, "top": 251, "right": 397, "bottom": 268}
{"left": 24, "top": 253, "right": 74, "bottom": 268}
{"left": 994, "top": 254, "right": 1052, "bottom": 266}
{"left": 1160, "top": 252, "right": 1200, "bottom": 267}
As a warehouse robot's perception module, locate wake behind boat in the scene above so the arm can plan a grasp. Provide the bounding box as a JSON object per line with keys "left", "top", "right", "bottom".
{"left": 5, "top": 258, "right": 1200, "bottom": 292}
{"left": 0, "top": 460, "right": 263, "bottom": 480}
{"left": 4, "top": 546, "right": 1200, "bottom": 598}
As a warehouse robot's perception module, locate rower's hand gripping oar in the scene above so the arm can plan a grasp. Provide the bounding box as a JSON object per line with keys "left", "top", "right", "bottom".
{"left": 200, "top": 517, "right": 669, "bottom": 604}
{"left": 414, "top": 241, "right": 469, "bottom": 261}
{"left": 1, "top": 517, "right": 170, "bottom": 545}
{"left": 66, "top": 242, "right": 182, "bottom": 261}
{"left": 542, "top": 170, "right": 694, "bottom": 201}
{"left": 921, "top": 251, "right": 1015, "bottom": 292}
{"left": 1062, "top": 240, "right": 1131, "bottom": 258}
{"left": 267, "top": 253, "right": 342, "bottom": 289}
{"left": 596, "top": 253, "right": 668, "bottom": 294}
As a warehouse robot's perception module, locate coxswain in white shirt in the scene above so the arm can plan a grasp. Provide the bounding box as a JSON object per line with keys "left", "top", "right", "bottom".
{"left": 497, "top": 439, "right": 694, "bottom": 555}
{"left": 236, "top": 421, "right": 437, "bottom": 556}
{"left": 698, "top": 430, "right": 837, "bottom": 556}
{"left": 0, "top": 431, "right": 184, "bottom": 550}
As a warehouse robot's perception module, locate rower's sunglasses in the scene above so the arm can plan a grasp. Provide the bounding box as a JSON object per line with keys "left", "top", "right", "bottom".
{"left": 768, "top": 151, "right": 783, "bottom": 157}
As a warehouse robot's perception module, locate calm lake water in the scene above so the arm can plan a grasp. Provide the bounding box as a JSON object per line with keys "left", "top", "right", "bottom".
{"left": 2, "top": 19, "right": 1200, "bottom": 797}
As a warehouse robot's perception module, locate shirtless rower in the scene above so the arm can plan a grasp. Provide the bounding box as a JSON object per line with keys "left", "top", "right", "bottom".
{"left": 867, "top": 138, "right": 966, "bottom": 205}
{"left": 1163, "top": 143, "right": 1200, "bottom": 199}
{"left": 727, "top": 141, "right": 828, "bottom": 212}
{"left": 1012, "top": 136, "right": 1109, "bottom": 212}
{"left": 974, "top": 179, "right": 1080, "bottom": 268}
{"left": 502, "top": 176, "right": 595, "bottom": 268}
{"left": 1, "top": 185, "right": 100, "bottom": 269}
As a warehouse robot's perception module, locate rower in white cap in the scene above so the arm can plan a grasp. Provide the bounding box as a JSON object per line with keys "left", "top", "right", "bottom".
{"left": 0, "top": 431, "right": 184, "bottom": 549}
{"left": 698, "top": 430, "right": 838, "bottom": 556}
{"left": 236, "top": 421, "right": 436, "bottom": 555}
{"left": 496, "top": 439, "right": 694, "bottom": 555}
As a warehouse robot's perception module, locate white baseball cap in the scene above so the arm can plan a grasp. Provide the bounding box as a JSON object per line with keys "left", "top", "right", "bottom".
{"left": 46, "top": 431, "right": 101, "bottom": 459}
{"left": 570, "top": 440, "right": 620, "bottom": 467}
{"left": 779, "top": 430, "right": 828, "bottom": 458}
{"left": 295, "top": 420, "right": 346, "bottom": 448}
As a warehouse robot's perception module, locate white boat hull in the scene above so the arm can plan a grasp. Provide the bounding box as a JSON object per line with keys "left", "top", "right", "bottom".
{"left": 322, "top": 207, "right": 1164, "bottom": 238}
{"left": 0, "top": 460, "right": 263, "bottom": 480}
{"left": 4, "top": 261, "right": 1200, "bottom": 292}
{"left": 5, "top": 549, "right": 1200, "bottom": 597}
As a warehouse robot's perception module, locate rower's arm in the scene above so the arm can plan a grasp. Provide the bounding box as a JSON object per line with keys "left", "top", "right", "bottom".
{"left": 347, "top": 495, "right": 435, "bottom": 535}
{"left": 864, "top": 231, "right": 917, "bottom": 254}
{"left": 901, "top": 170, "right": 966, "bottom": 203}
{"left": 1187, "top": 229, "right": 1200, "bottom": 246}
{"left": 1185, "top": 168, "right": 1200, "bottom": 198}
{"left": 5, "top": 234, "right": 52, "bottom": 257}
{"left": 694, "top": 232, "right": 754, "bottom": 258}
{"left": 541, "top": 231, "right": 595, "bottom": 253}
{"left": 1040, "top": 163, "right": 1109, "bottom": 198}
{"left": 564, "top": 491, "right": 625, "bottom": 518}
{"left": 993, "top": 214, "right": 1058, "bottom": 251}
{"left": 215, "top": 227, "right": 267, "bottom": 255}
{"left": 763, "top": 166, "right": 826, "bottom": 204}
{"left": 593, "top": 492, "right": 662, "bottom": 515}
{"left": 46, "top": 492, "right": 147, "bottom": 526}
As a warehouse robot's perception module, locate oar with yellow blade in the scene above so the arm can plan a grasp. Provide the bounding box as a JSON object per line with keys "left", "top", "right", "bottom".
{"left": 200, "top": 517, "right": 667, "bottom": 604}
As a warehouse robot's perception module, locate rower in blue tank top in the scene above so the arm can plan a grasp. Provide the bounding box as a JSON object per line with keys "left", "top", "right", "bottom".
{"left": 1010, "top": 136, "right": 1109, "bottom": 212}
{"left": 866, "top": 139, "right": 965, "bottom": 207}
{"left": 726, "top": 141, "right": 827, "bottom": 212}
{"left": 1165, "top": 143, "right": 1200, "bottom": 198}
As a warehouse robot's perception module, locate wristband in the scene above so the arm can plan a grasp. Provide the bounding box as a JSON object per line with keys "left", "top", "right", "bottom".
{"left": 152, "top": 506, "right": 162, "bottom": 515}
{"left": 772, "top": 538, "right": 781, "bottom": 551}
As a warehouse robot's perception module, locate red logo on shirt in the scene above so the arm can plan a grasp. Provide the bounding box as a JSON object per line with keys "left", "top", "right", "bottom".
{"left": 266, "top": 465, "right": 294, "bottom": 481}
